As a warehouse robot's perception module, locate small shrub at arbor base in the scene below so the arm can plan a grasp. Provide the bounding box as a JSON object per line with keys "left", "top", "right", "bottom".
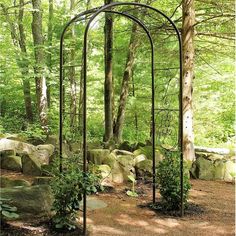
{"left": 50, "top": 156, "right": 102, "bottom": 231}
{"left": 156, "top": 150, "right": 191, "bottom": 211}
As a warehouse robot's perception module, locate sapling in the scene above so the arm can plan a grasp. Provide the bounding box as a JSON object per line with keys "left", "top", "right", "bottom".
{"left": 126, "top": 175, "right": 138, "bottom": 197}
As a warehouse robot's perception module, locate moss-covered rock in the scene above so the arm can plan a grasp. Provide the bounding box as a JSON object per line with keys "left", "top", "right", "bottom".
{"left": 224, "top": 160, "right": 236, "bottom": 181}
{"left": 32, "top": 177, "right": 52, "bottom": 185}
{"left": 190, "top": 152, "right": 236, "bottom": 181}
{"left": 0, "top": 176, "right": 31, "bottom": 188}
{"left": 98, "top": 164, "right": 113, "bottom": 186}
{"left": 22, "top": 154, "right": 42, "bottom": 176}
{"left": 135, "top": 159, "right": 152, "bottom": 177}
{"left": 35, "top": 144, "right": 55, "bottom": 165}
{"left": 116, "top": 155, "right": 135, "bottom": 169}
{"left": 103, "top": 153, "right": 117, "bottom": 168}
{"left": 111, "top": 161, "right": 124, "bottom": 184}
{"left": 1, "top": 155, "right": 22, "bottom": 172}
{"left": 88, "top": 149, "right": 110, "bottom": 165}
{"left": 0, "top": 185, "right": 53, "bottom": 219}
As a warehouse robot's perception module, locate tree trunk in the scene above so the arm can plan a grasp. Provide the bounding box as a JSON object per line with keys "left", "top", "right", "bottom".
{"left": 182, "top": 0, "right": 196, "bottom": 161}
{"left": 113, "top": 22, "right": 139, "bottom": 143}
{"left": 78, "top": 0, "right": 90, "bottom": 133}
{"left": 1, "top": 1, "right": 34, "bottom": 122}
{"left": 46, "top": 0, "right": 53, "bottom": 108}
{"left": 69, "top": 0, "right": 77, "bottom": 131}
{"left": 31, "top": 0, "right": 48, "bottom": 134}
{"left": 18, "top": 0, "right": 33, "bottom": 122}
{"left": 104, "top": 0, "right": 114, "bottom": 142}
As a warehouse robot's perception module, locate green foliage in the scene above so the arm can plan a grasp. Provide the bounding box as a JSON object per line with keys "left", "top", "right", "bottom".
{"left": 0, "top": 197, "right": 19, "bottom": 222}
{"left": 156, "top": 150, "right": 191, "bottom": 210}
{"left": 50, "top": 156, "right": 102, "bottom": 231}
{"left": 126, "top": 175, "right": 138, "bottom": 197}
{"left": 0, "top": 0, "right": 234, "bottom": 149}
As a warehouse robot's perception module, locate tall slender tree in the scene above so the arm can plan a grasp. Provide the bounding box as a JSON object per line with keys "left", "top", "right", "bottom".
{"left": 182, "top": 0, "right": 196, "bottom": 161}
{"left": 1, "top": 1, "right": 33, "bottom": 122}
{"left": 104, "top": 0, "right": 114, "bottom": 142}
{"left": 46, "top": 0, "right": 53, "bottom": 108}
{"left": 31, "top": 0, "right": 48, "bottom": 134}
{"left": 113, "top": 21, "right": 140, "bottom": 143}
{"left": 69, "top": 0, "right": 77, "bottom": 130}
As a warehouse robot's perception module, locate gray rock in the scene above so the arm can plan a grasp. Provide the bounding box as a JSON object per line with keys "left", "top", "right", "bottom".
{"left": 111, "top": 161, "right": 124, "bottom": 183}
{"left": 0, "top": 138, "right": 36, "bottom": 156}
{"left": 0, "top": 185, "right": 53, "bottom": 219}
{"left": 32, "top": 177, "right": 52, "bottom": 185}
{"left": 190, "top": 153, "right": 236, "bottom": 181}
{"left": 35, "top": 144, "right": 55, "bottom": 165}
{"left": 0, "top": 149, "right": 16, "bottom": 158}
{"left": 1, "top": 155, "right": 22, "bottom": 172}
{"left": 224, "top": 160, "right": 236, "bottom": 181}
{"left": 136, "top": 159, "right": 153, "bottom": 177}
{"left": 98, "top": 165, "right": 113, "bottom": 186}
{"left": 0, "top": 176, "right": 31, "bottom": 188}
{"left": 88, "top": 149, "right": 110, "bottom": 165}
{"left": 22, "top": 154, "right": 42, "bottom": 176}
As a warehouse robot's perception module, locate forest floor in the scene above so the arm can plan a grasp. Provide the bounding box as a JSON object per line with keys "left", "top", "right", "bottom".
{"left": 1, "top": 179, "right": 235, "bottom": 236}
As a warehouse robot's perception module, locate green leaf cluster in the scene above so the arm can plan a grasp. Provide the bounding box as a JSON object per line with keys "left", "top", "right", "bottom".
{"left": 156, "top": 149, "right": 191, "bottom": 210}
{"left": 50, "top": 155, "right": 102, "bottom": 231}
{"left": 0, "top": 197, "right": 19, "bottom": 222}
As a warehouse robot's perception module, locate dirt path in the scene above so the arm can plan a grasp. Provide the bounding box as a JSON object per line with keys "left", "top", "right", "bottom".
{"left": 1, "top": 180, "right": 234, "bottom": 235}
{"left": 86, "top": 180, "right": 235, "bottom": 236}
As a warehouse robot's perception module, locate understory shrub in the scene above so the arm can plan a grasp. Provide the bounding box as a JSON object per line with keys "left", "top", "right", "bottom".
{"left": 50, "top": 156, "right": 102, "bottom": 231}
{"left": 156, "top": 149, "right": 191, "bottom": 210}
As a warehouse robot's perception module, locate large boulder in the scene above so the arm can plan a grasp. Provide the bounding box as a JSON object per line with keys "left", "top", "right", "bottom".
{"left": 224, "top": 160, "right": 236, "bottom": 181}
{"left": 135, "top": 159, "right": 153, "bottom": 177}
{"left": 190, "top": 152, "right": 236, "bottom": 181}
{"left": 22, "top": 154, "right": 42, "bottom": 176}
{"left": 98, "top": 165, "right": 113, "bottom": 186}
{"left": 111, "top": 161, "right": 125, "bottom": 184}
{"left": 88, "top": 149, "right": 110, "bottom": 165}
{"left": 0, "top": 149, "right": 16, "bottom": 159}
{"left": 32, "top": 177, "right": 52, "bottom": 185}
{"left": 1, "top": 155, "right": 22, "bottom": 172}
{"left": 0, "top": 176, "right": 31, "bottom": 188}
{"left": 0, "top": 138, "right": 36, "bottom": 156}
{"left": 0, "top": 139, "right": 55, "bottom": 166}
{"left": 0, "top": 185, "right": 53, "bottom": 219}
{"left": 36, "top": 144, "right": 55, "bottom": 165}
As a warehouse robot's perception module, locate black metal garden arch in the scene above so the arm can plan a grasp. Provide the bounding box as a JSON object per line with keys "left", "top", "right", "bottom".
{"left": 59, "top": 2, "right": 183, "bottom": 235}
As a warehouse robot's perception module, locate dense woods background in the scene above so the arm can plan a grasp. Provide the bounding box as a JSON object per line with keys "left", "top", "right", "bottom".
{"left": 0, "top": 0, "right": 235, "bottom": 156}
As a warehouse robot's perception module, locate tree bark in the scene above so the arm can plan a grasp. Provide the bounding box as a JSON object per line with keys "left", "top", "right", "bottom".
{"left": 113, "top": 22, "right": 139, "bottom": 143}
{"left": 182, "top": 0, "right": 196, "bottom": 161}
{"left": 69, "top": 0, "right": 77, "bottom": 131}
{"left": 1, "top": 1, "right": 33, "bottom": 122}
{"left": 18, "top": 0, "right": 33, "bottom": 122}
{"left": 31, "top": 0, "right": 48, "bottom": 134}
{"left": 78, "top": 0, "right": 90, "bottom": 133}
{"left": 104, "top": 0, "right": 114, "bottom": 142}
{"left": 46, "top": 0, "right": 53, "bottom": 108}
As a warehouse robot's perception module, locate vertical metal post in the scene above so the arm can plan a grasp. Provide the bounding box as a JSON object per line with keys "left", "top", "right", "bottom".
{"left": 59, "top": 3, "right": 184, "bottom": 235}
{"left": 151, "top": 41, "right": 156, "bottom": 205}
{"left": 83, "top": 28, "right": 88, "bottom": 236}
{"left": 59, "top": 33, "right": 64, "bottom": 173}
{"left": 178, "top": 35, "right": 184, "bottom": 217}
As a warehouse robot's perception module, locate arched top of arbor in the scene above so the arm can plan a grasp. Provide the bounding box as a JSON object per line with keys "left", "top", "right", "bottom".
{"left": 59, "top": 2, "right": 183, "bottom": 235}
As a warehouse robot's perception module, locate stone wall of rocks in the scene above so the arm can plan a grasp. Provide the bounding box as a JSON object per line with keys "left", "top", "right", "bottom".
{"left": 0, "top": 138, "right": 55, "bottom": 176}
{"left": 190, "top": 152, "right": 236, "bottom": 181}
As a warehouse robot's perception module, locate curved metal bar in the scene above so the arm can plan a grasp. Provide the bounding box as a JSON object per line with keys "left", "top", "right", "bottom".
{"left": 82, "top": 9, "right": 154, "bottom": 235}
{"left": 59, "top": 7, "right": 100, "bottom": 172}
{"left": 59, "top": 3, "right": 183, "bottom": 235}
